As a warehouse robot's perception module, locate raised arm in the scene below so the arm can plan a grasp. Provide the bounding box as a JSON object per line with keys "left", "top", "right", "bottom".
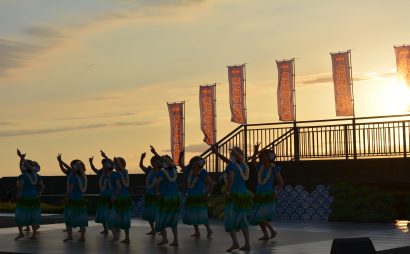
{"left": 139, "top": 153, "right": 149, "bottom": 173}
{"left": 17, "top": 149, "right": 26, "bottom": 169}
{"left": 178, "top": 150, "right": 186, "bottom": 172}
{"left": 211, "top": 145, "right": 230, "bottom": 164}
{"left": 250, "top": 143, "right": 260, "bottom": 168}
{"left": 88, "top": 156, "right": 100, "bottom": 175}
{"left": 150, "top": 145, "right": 161, "bottom": 158}
{"left": 57, "top": 154, "right": 71, "bottom": 175}
{"left": 100, "top": 150, "right": 110, "bottom": 160}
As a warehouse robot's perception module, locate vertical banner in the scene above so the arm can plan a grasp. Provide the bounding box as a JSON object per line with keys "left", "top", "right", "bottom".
{"left": 199, "top": 84, "right": 216, "bottom": 145}
{"left": 227, "top": 64, "right": 247, "bottom": 124}
{"left": 394, "top": 45, "right": 410, "bottom": 84}
{"left": 167, "top": 102, "right": 184, "bottom": 166}
{"left": 276, "top": 59, "right": 295, "bottom": 121}
{"left": 331, "top": 51, "right": 354, "bottom": 116}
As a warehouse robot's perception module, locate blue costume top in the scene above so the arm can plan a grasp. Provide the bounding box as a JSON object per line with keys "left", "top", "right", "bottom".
{"left": 145, "top": 167, "right": 157, "bottom": 196}
{"left": 67, "top": 174, "right": 85, "bottom": 199}
{"left": 185, "top": 165, "right": 209, "bottom": 196}
{"left": 225, "top": 162, "right": 248, "bottom": 194}
{"left": 255, "top": 162, "right": 282, "bottom": 193}
{"left": 18, "top": 173, "right": 39, "bottom": 197}
{"left": 157, "top": 166, "right": 179, "bottom": 197}
{"left": 110, "top": 170, "right": 130, "bottom": 197}
{"left": 98, "top": 170, "right": 113, "bottom": 196}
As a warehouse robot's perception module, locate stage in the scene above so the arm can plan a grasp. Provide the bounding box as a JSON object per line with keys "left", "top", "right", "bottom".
{"left": 0, "top": 218, "right": 408, "bottom": 253}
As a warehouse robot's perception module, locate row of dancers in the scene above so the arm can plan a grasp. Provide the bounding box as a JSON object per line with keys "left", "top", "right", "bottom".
{"left": 13, "top": 144, "right": 284, "bottom": 252}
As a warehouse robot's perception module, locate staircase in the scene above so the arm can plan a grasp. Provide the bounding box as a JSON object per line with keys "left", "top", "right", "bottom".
{"left": 200, "top": 114, "right": 410, "bottom": 172}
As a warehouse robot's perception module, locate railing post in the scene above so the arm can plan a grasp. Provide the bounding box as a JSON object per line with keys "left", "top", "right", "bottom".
{"left": 215, "top": 144, "right": 220, "bottom": 173}
{"left": 403, "top": 122, "right": 407, "bottom": 158}
{"left": 293, "top": 121, "right": 300, "bottom": 161}
{"left": 243, "top": 124, "right": 248, "bottom": 160}
{"left": 344, "top": 125, "right": 349, "bottom": 159}
{"left": 352, "top": 118, "right": 357, "bottom": 159}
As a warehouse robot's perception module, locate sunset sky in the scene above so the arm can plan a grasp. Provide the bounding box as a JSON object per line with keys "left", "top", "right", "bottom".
{"left": 1, "top": 0, "right": 410, "bottom": 177}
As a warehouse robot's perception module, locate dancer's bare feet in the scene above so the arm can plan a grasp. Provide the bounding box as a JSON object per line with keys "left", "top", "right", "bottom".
{"left": 239, "top": 245, "right": 251, "bottom": 251}
{"left": 226, "top": 243, "right": 239, "bottom": 252}
{"left": 111, "top": 237, "right": 119, "bottom": 243}
{"left": 170, "top": 241, "right": 179, "bottom": 247}
{"left": 270, "top": 230, "right": 277, "bottom": 239}
{"left": 78, "top": 237, "right": 85, "bottom": 242}
{"left": 190, "top": 232, "right": 200, "bottom": 238}
{"left": 63, "top": 237, "right": 73, "bottom": 242}
{"left": 207, "top": 230, "right": 213, "bottom": 239}
{"left": 258, "top": 235, "right": 269, "bottom": 241}
{"left": 23, "top": 227, "right": 30, "bottom": 232}
{"left": 14, "top": 234, "right": 24, "bottom": 241}
{"left": 121, "top": 239, "right": 130, "bottom": 244}
{"left": 29, "top": 236, "right": 37, "bottom": 240}
{"left": 158, "top": 239, "right": 169, "bottom": 245}
{"left": 146, "top": 231, "right": 156, "bottom": 235}
{"left": 100, "top": 230, "right": 109, "bottom": 235}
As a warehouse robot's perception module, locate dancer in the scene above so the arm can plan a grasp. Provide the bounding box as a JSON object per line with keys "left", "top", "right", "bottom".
{"left": 14, "top": 149, "right": 44, "bottom": 240}
{"left": 139, "top": 152, "right": 161, "bottom": 235}
{"left": 108, "top": 156, "right": 132, "bottom": 244}
{"left": 249, "top": 145, "right": 284, "bottom": 240}
{"left": 151, "top": 146, "right": 180, "bottom": 246}
{"left": 211, "top": 145, "right": 251, "bottom": 252}
{"left": 89, "top": 151, "right": 114, "bottom": 235}
{"left": 179, "top": 150, "right": 214, "bottom": 238}
{"left": 57, "top": 155, "right": 88, "bottom": 242}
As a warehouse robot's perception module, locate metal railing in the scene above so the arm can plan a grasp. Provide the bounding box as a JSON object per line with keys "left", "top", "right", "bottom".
{"left": 200, "top": 114, "right": 410, "bottom": 172}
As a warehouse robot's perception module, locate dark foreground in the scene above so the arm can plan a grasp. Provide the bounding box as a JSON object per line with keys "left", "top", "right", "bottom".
{"left": 0, "top": 217, "right": 409, "bottom": 254}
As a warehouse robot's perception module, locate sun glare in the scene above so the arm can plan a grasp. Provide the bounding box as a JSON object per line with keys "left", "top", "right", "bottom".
{"left": 384, "top": 77, "right": 410, "bottom": 114}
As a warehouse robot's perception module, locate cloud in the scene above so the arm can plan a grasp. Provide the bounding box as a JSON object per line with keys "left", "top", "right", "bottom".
{"left": 0, "top": 38, "right": 45, "bottom": 76}
{"left": 23, "top": 26, "right": 65, "bottom": 39}
{"left": 0, "top": 0, "right": 209, "bottom": 79}
{"left": 0, "top": 120, "right": 154, "bottom": 137}
{"left": 0, "top": 121, "right": 16, "bottom": 126}
{"left": 49, "top": 111, "right": 137, "bottom": 121}
{"left": 162, "top": 142, "right": 209, "bottom": 153}
{"left": 298, "top": 71, "right": 396, "bottom": 87}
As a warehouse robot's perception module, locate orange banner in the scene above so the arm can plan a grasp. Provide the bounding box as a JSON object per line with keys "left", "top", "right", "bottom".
{"left": 394, "top": 45, "right": 410, "bottom": 84}
{"left": 167, "top": 102, "right": 184, "bottom": 166}
{"left": 199, "top": 85, "right": 216, "bottom": 145}
{"left": 331, "top": 51, "right": 354, "bottom": 116}
{"left": 228, "top": 65, "right": 246, "bottom": 124}
{"left": 276, "top": 60, "right": 295, "bottom": 121}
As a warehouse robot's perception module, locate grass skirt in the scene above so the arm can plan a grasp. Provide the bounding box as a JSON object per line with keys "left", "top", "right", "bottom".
{"left": 224, "top": 192, "right": 251, "bottom": 232}
{"left": 183, "top": 195, "right": 208, "bottom": 225}
{"left": 64, "top": 198, "right": 88, "bottom": 228}
{"left": 155, "top": 196, "right": 180, "bottom": 232}
{"left": 15, "top": 196, "right": 41, "bottom": 226}
{"left": 108, "top": 196, "right": 132, "bottom": 230}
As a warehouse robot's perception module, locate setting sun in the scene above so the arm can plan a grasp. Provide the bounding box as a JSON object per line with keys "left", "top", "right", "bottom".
{"left": 384, "top": 77, "right": 410, "bottom": 113}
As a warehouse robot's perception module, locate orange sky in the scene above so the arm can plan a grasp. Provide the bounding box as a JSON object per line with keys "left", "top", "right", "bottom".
{"left": 1, "top": 0, "right": 410, "bottom": 177}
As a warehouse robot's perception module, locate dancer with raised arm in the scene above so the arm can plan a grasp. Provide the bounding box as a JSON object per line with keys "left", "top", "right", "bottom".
{"left": 179, "top": 150, "right": 214, "bottom": 238}
{"left": 151, "top": 146, "right": 180, "bottom": 247}
{"left": 108, "top": 156, "right": 132, "bottom": 244}
{"left": 89, "top": 151, "right": 114, "bottom": 235}
{"left": 57, "top": 155, "right": 88, "bottom": 242}
{"left": 14, "top": 149, "right": 43, "bottom": 240}
{"left": 211, "top": 145, "right": 251, "bottom": 252}
{"left": 249, "top": 145, "right": 284, "bottom": 240}
{"left": 139, "top": 152, "right": 161, "bottom": 235}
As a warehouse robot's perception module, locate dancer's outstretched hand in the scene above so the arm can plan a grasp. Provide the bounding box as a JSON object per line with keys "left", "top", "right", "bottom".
{"left": 57, "top": 153, "right": 62, "bottom": 161}
{"left": 17, "top": 149, "right": 25, "bottom": 158}
{"left": 141, "top": 152, "right": 146, "bottom": 159}
{"left": 89, "top": 156, "right": 94, "bottom": 163}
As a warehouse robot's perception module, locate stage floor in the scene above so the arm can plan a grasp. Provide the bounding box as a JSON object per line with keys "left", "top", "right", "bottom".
{"left": 0, "top": 219, "right": 408, "bottom": 254}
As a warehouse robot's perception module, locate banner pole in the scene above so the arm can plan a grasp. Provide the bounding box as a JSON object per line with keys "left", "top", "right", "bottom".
{"left": 349, "top": 50, "right": 357, "bottom": 159}
{"left": 243, "top": 63, "right": 248, "bottom": 159}
{"left": 183, "top": 101, "right": 186, "bottom": 166}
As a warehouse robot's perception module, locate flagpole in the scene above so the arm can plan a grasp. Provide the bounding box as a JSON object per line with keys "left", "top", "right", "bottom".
{"left": 348, "top": 50, "right": 357, "bottom": 159}
{"left": 243, "top": 63, "right": 248, "bottom": 159}
{"left": 182, "top": 101, "right": 186, "bottom": 166}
